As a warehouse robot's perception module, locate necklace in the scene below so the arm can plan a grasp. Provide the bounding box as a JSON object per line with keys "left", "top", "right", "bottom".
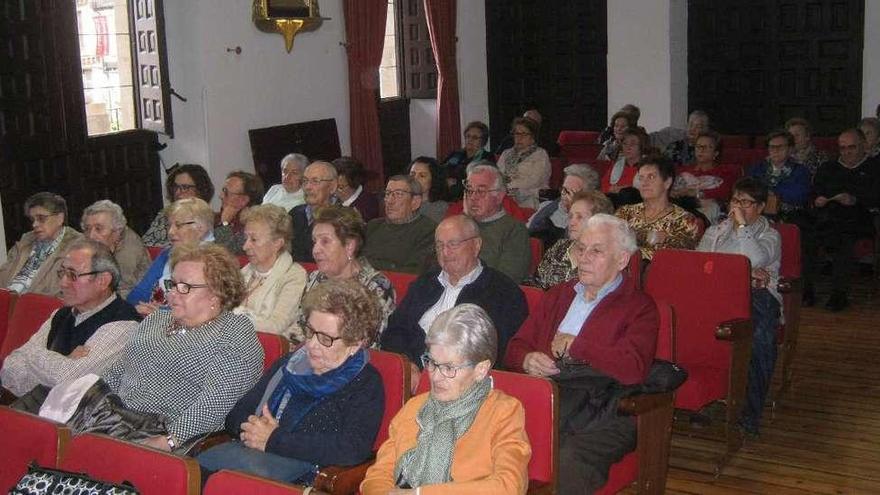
{"left": 165, "top": 314, "right": 219, "bottom": 337}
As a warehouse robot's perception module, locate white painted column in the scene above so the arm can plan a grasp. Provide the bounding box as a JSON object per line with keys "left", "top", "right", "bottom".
{"left": 862, "top": 0, "right": 880, "bottom": 117}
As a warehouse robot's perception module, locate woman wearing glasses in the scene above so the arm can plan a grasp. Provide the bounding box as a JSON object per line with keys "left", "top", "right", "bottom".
{"left": 142, "top": 164, "right": 215, "bottom": 248}
{"left": 362, "top": 304, "right": 531, "bottom": 494}
{"left": 198, "top": 278, "right": 384, "bottom": 484}
{"left": 127, "top": 198, "right": 215, "bottom": 317}
{"left": 496, "top": 116, "right": 551, "bottom": 209}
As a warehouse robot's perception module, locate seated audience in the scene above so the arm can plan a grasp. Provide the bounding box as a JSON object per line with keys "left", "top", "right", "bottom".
{"left": 334, "top": 156, "right": 380, "bottom": 222}
{"left": 380, "top": 215, "right": 528, "bottom": 384}
{"left": 786, "top": 117, "right": 827, "bottom": 178}
{"left": 698, "top": 178, "right": 781, "bottom": 436}
{"left": 859, "top": 117, "right": 880, "bottom": 157}
{"left": 214, "top": 171, "right": 264, "bottom": 255}
{"left": 99, "top": 244, "right": 263, "bottom": 450}
{"left": 409, "top": 156, "right": 450, "bottom": 223}
{"left": 143, "top": 164, "right": 214, "bottom": 248}
{"left": 464, "top": 164, "right": 531, "bottom": 282}
{"left": 263, "top": 153, "right": 308, "bottom": 211}
{"left": 597, "top": 110, "right": 637, "bottom": 161}
{"left": 127, "top": 198, "right": 215, "bottom": 316}
{"left": 0, "top": 239, "right": 138, "bottom": 396}
{"left": 289, "top": 161, "right": 338, "bottom": 262}
{"left": 198, "top": 279, "right": 384, "bottom": 483}
{"left": 496, "top": 116, "right": 551, "bottom": 209}
{"left": 362, "top": 304, "right": 531, "bottom": 494}
{"left": 234, "top": 204, "right": 307, "bottom": 337}
{"left": 597, "top": 104, "right": 640, "bottom": 145}
{"left": 442, "top": 122, "right": 492, "bottom": 201}
{"left": 81, "top": 200, "right": 151, "bottom": 298}
{"left": 673, "top": 130, "right": 740, "bottom": 224}
{"left": 616, "top": 157, "right": 702, "bottom": 260}
{"left": 301, "top": 205, "right": 395, "bottom": 342}
{"left": 528, "top": 191, "right": 614, "bottom": 290}
{"left": 504, "top": 214, "right": 658, "bottom": 493}
{"left": 362, "top": 175, "right": 437, "bottom": 274}
{"left": 601, "top": 127, "right": 650, "bottom": 203}
{"left": 493, "top": 108, "right": 543, "bottom": 156}
{"left": 747, "top": 130, "right": 811, "bottom": 217}
{"left": 812, "top": 128, "right": 880, "bottom": 311}
{"left": 0, "top": 192, "right": 83, "bottom": 296}
{"left": 663, "top": 110, "right": 710, "bottom": 165}
{"left": 528, "top": 163, "right": 600, "bottom": 249}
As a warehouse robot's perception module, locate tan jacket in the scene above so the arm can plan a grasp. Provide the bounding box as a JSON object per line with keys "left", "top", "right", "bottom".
{"left": 361, "top": 389, "right": 531, "bottom": 495}
{"left": 114, "top": 227, "right": 152, "bottom": 299}
{"left": 233, "top": 252, "right": 307, "bottom": 336}
{"left": 0, "top": 227, "right": 83, "bottom": 297}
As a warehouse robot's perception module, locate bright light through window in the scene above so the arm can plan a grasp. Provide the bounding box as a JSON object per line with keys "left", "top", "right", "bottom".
{"left": 379, "top": 0, "right": 400, "bottom": 99}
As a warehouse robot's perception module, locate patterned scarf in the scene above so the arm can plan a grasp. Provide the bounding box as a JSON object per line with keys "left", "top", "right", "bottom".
{"left": 394, "top": 376, "right": 492, "bottom": 487}
{"left": 8, "top": 229, "right": 65, "bottom": 293}
{"left": 502, "top": 144, "right": 538, "bottom": 184}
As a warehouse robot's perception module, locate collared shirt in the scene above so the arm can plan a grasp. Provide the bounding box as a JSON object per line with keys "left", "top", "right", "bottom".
{"left": 304, "top": 198, "right": 338, "bottom": 225}
{"left": 342, "top": 185, "right": 364, "bottom": 207}
{"left": 557, "top": 273, "right": 623, "bottom": 336}
{"left": 418, "top": 263, "right": 484, "bottom": 332}
{"left": 73, "top": 294, "right": 118, "bottom": 325}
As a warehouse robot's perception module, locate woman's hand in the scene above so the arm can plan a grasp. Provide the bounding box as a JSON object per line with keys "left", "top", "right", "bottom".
{"left": 522, "top": 352, "right": 559, "bottom": 377}
{"left": 240, "top": 405, "right": 279, "bottom": 452}
{"left": 68, "top": 345, "right": 90, "bottom": 359}
{"left": 730, "top": 206, "right": 747, "bottom": 227}
{"left": 751, "top": 268, "right": 771, "bottom": 289}
{"left": 141, "top": 435, "right": 171, "bottom": 451}
{"left": 135, "top": 302, "right": 160, "bottom": 316}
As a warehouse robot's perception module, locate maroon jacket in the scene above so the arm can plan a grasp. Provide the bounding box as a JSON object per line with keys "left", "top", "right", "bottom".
{"left": 504, "top": 274, "right": 657, "bottom": 385}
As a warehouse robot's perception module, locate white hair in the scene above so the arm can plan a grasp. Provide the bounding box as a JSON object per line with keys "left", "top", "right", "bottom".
{"left": 563, "top": 164, "right": 600, "bottom": 192}
{"left": 585, "top": 213, "right": 637, "bottom": 255}
{"left": 426, "top": 303, "right": 497, "bottom": 366}
{"left": 280, "top": 153, "right": 309, "bottom": 173}
{"left": 81, "top": 200, "right": 127, "bottom": 232}
{"left": 466, "top": 163, "right": 505, "bottom": 192}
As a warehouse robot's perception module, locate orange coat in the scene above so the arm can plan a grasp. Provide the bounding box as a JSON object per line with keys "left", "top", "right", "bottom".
{"left": 361, "top": 388, "right": 531, "bottom": 495}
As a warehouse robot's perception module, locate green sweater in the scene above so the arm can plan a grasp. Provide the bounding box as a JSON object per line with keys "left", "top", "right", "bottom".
{"left": 477, "top": 214, "right": 530, "bottom": 283}
{"left": 362, "top": 214, "right": 437, "bottom": 274}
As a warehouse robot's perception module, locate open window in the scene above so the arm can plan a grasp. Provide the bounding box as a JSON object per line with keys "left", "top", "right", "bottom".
{"left": 379, "top": 0, "right": 436, "bottom": 100}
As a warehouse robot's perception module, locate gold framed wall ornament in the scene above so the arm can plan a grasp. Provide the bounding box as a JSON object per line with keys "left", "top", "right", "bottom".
{"left": 252, "top": 0, "right": 326, "bottom": 52}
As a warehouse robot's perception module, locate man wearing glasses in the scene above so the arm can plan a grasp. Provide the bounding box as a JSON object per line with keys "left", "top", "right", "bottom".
{"left": 289, "top": 161, "right": 338, "bottom": 262}
{"left": 361, "top": 175, "right": 436, "bottom": 274}
{"left": 214, "top": 171, "right": 264, "bottom": 256}
{"left": 381, "top": 215, "right": 527, "bottom": 392}
{"left": 0, "top": 239, "right": 139, "bottom": 398}
{"left": 527, "top": 164, "right": 600, "bottom": 249}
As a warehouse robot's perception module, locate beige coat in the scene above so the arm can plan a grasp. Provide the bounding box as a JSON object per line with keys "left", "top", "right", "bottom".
{"left": 0, "top": 227, "right": 83, "bottom": 297}
{"left": 114, "top": 227, "right": 152, "bottom": 299}
{"left": 234, "top": 251, "right": 307, "bottom": 336}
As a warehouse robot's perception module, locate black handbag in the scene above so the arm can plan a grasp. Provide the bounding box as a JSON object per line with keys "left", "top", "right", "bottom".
{"left": 10, "top": 462, "right": 140, "bottom": 495}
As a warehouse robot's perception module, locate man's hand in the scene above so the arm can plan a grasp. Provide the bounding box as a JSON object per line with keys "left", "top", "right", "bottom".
{"left": 522, "top": 352, "right": 560, "bottom": 377}
{"left": 751, "top": 268, "right": 771, "bottom": 289}
{"left": 835, "top": 193, "right": 857, "bottom": 206}
{"left": 814, "top": 196, "right": 829, "bottom": 208}
{"left": 240, "top": 405, "right": 279, "bottom": 452}
{"left": 68, "top": 346, "right": 90, "bottom": 359}
{"left": 220, "top": 204, "right": 242, "bottom": 224}
{"left": 141, "top": 435, "right": 171, "bottom": 451}
{"left": 550, "top": 333, "right": 574, "bottom": 359}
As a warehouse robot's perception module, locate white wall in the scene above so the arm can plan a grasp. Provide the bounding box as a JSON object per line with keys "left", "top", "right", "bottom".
{"left": 863, "top": 0, "right": 880, "bottom": 117}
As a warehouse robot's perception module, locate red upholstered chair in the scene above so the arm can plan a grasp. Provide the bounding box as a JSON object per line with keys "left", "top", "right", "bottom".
{"left": 772, "top": 223, "right": 802, "bottom": 400}
{"left": 549, "top": 157, "right": 567, "bottom": 189}
{"left": 0, "top": 289, "right": 18, "bottom": 360}
{"left": 529, "top": 238, "right": 544, "bottom": 276}
{"left": 384, "top": 271, "right": 417, "bottom": 302}
{"left": 237, "top": 255, "right": 249, "bottom": 268}
{"left": 719, "top": 134, "right": 751, "bottom": 149}
{"left": 204, "top": 470, "right": 305, "bottom": 495}
{"left": 812, "top": 136, "right": 839, "bottom": 155}
{"left": 719, "top": 148, "right": 766, "bottom": 172}
{"left": 146, "top": 246, "right": 163, "bottom": 260}
{"left": 644, "top": 249, "right": 753, "bottom": 471}
{"left": 0, "top": 292, "right": 64, "bottom": 365}
{"left": 256, "top": 332, "right": 290, "bottom": 371}
{"left": 627, "top": 252, "right": 643, "bottom": 289}
{"left": 0, "top": 406, "right": 71, "bottom": 491}
{"left": 59, "top": 433, "right": 201, "bottom": 495}
{"left": 557, "top": 130, "right": 604, "bottom": 164}
{"left": 521, "top": 285, "right": 544, "bottom": 320}
{"left": 299, "top": 262, "right": 318, "bottom": 273}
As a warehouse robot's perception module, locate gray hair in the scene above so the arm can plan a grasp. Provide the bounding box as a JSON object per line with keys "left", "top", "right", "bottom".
{"left": 81, "top": 200, "right": 127, "bottom": 232}
{"left": 688, "top": 110, "right": 710, "bottom": 125}
{"left": 306, "top": 161, "right": 338, "bottom": 180}
{"left": 439, "top": 214, "right": 481, "bottom": 241}
{"left": 387, "top": 174, "right": 423, "bottom": 196}
{"left": 167, "top": 197, "right": 214, "bottom": 237}
{"left": 563, "top": 164, "right": 600, "bottom": 192}
{"left": 280, "top": 153, "right": 309, "bottom": 173}
{"left": 24, "top": 192, "right": 67, "bottom": 222}
{"left": 426, "top": 303, "right": 497, "bottom": 366}
{"left": 585, "top": 213, "right": 638, "bottom": 255}
{"left": 65, "top": 238, "right": 122, "bottom": 291}
{"left": 466, "top": 162, "right": 505, "bottom": 192}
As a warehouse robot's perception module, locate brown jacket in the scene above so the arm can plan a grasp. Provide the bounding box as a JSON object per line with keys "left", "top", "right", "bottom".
{"left": 0, "top": 227, "right": 83, "bottom": 297}
{"left": 114, "top": 227, "right": 152, "bottom": 299}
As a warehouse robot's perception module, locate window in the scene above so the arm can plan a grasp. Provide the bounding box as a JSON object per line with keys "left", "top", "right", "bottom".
{"left": 379, "top": 0, "right": 400, "bottom": 99}
{"left": 379, "top": 0, "right": 437, "bottom": 100}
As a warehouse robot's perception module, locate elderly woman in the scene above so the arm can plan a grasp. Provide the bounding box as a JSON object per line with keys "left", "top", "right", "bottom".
{"left": 859, "top": 117, "right": 880, "bottom": 157}
{"left": 0, "top": 192, "right": 82, "bottom": 296}
{"left": 127, "top": 198, "right": 215, "bottom": 316}
{"left": 334, "top": 156, "right": 380, "bottom": 222}
{"left": 663, "top": 110, "right": 710, "bottom": 165}
{"left": 442, "top": 121, "right": 492, "bottom": 200}
{"left": 528, "top": 190, "right": 615, "bottom": 289}
{"left": 198, "top": 279, "right": 384, "bottom": 483}
{"left": 142, "top": 164, "right": 215, "bottom": 248}
{"left": 597, "top": 110, "right": 637, "bottom": 161}
{"left": 746, "top": 130, "right": 811, "bottom": 218}
{"left": 98, "top": 244, "right": 263, "bottom": 450}
{"left": 673, "top": 130, "right": 741, "bottom": 224}
{"left": 233, "top": 204, "right": 307, "bottom": 337}
{"left": 616, "top": 156, "right": 702, "bottom": 260}
{"left": 601, "top": 127, "right": 649, "bottom": 198}
{"left": 409, "top": 156, "right": 449, "bottom": 223}
{"left": 300, "top": 205, "right": 395, "bottom": 343}
{"left": 496, "top": 117, "right": 551, "bottom": 209}
{"left": 785, "top": 117, "right": 827, "bottom": 178}
{"left": 528, "top": 164, "right": 600, "bottom": 249}
{"left": 263, "top": 153, "right": 308, "bottom": 211}
{"left": 362, "top": 304, "right": 531, "bottom": 494}
{"left": 81, "top": 200, "right": 151, "bottom": 298}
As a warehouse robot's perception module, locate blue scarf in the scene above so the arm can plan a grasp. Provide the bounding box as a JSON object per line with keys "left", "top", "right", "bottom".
{"left": 267, "top": 347, "right": 368, "bottom": 427}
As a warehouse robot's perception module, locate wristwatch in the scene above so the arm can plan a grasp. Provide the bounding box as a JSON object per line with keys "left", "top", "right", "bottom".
{"left": 166, "top": 433, "right": 178, "bottom": 450}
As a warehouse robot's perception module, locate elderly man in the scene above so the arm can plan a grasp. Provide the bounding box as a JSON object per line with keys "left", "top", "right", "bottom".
{"left": 215, "top": 170, "right": 264, "bottom": 255}
{"left": 362, "top": 175, "right": 437, "bottom": 274}
{"left": 527, "top": 163, "right": 600, "bottom": 249}
{"left": 0, "top": 239, "right": 139, "bottom": 397}
{"left": 81, "top": 200, "right": 151, "bottom": 298}
{"left": 505, "top": 214, "right": 658, "bottom": 493}
{"left": 657, "top": 110, "right": 710, "bottom": 165}
{"left": 813, "top": 128, "right": 880, "bottom": 311}
{"left": 289, "top": 161, "right": 338, "bottom": 262}
{"left": 464, "top": 164, "right": 531, "bottom": 282}
{"left": 381, "top": 215, "right": 528, "bottom": 387}
{"left": 263, "top": 153, "right": 308, "bottom": 211}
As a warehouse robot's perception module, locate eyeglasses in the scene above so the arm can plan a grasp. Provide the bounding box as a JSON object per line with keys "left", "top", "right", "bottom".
{"left": 512, "top": 131, "right": 532, "bottom": 137}
{"left": 384, "top": 189, "right": 415, "bottom": 200}
{"left": 694, "top": 144, "right": 715, "bottom": 151}
{"left": 561, "top": 186, "right": 579, "bottom": 196}
{"left": 464, "top": 133, "right": 483, "bottom": 141}
{"left": 172, "top": 183, "right": 197, "bottom": 192}
{"left": 171, "top": 220, "right": 196, "bottom": 230}
{"left": 222, "top": 187, "right": 248, "bottom": 197}
{"left": 421, "top": 353, "right": 474, "bottom": 378}
{"left": 434, "top": 236, "right": 477, "bottom": 251}
{"left": 730, "top": 197, "right": 758, "bottom": 207}
{"left": 464, "top": 187, "right": 500, "bottom": 198}
{"left": 302, "top": 178, "right": 334, "bottom": 186}
{"left": 300, "top": 318, "right": 344, "bottom": 348}
{"left": 29, "top": 213, "right": 60, "bottom": 224}
{"left": 767, "top": 144, "right": 789, "bottom": 150}
{"left": 56, "top": 268, "right": 102, "bottom": 281}
{"left": 163, "top": 279, "right": 209, "bottom": 294}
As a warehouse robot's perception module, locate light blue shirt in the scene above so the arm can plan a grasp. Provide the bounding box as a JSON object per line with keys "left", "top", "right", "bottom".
{"left": 557, "top": 273, "right": 624, "bottom": 336}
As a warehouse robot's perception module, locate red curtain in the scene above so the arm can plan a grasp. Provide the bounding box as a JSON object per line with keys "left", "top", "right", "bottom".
{"left": 343, "top": 0, "right": 387, "bottom": 188}
{"left": 424, "top": 0, "right": 461, "bottom": 161}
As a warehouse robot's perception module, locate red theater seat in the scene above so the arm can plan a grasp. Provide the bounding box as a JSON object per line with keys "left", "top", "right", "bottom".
{"left": 0, "top": 292, "right": 64, "bottom": 365}
{"left": 0, "top": 406, "right": 71, "bottom": 491}
{"left": 384, "top": 271, "right": 417, "bottom": 302}
{"left": 772, "top": 223, "right": 802, "bottom": 400}
{"left": 0, "top": 289, "right": 17, "bottom": 360}
{"left": 256, "top": 332, "right": 290, "bottom": 371}
{"left": 204, "top": 470, "right": 305, "bottom": 495}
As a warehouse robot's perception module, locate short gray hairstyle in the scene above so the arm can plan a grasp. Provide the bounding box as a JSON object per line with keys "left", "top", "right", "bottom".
{"left": 426, "top": 303, "right": 497, "bottom": 366}
{"left": 585, "top": 213, "right": 638, "bottom": 255}
{"left": 306, "top": 160, "right": 338, "bottom": 180}
{"left": 81, "top": 200, "right": 127, "bottom": 232}
{"left": 167, "top": 197, "right": 214, "bottom": 236}
{"left": 65, "top": 238, "right": 122, "bottom": 291}
{"left": 688, "top": 110, "right": 710, "bottom": 125}
{"left": 466, "top": 162, "right": 505, "bottom": 192}
{"left": 563, "top": 164, "right": 600, "bottom": 192}
{"left": 280, "top": 153, "right": 309, "bottom": 173}
{"left": 387, "top": 174, "right": 423, "bottom": 196}
{"left": 24, "top": 192, "right": 67, "bottom": 222}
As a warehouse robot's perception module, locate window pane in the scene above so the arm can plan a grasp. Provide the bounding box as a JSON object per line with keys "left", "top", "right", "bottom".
{"left": 379, "top": 0, "right": 400, "bottom": 99}
{"left": 75, "top": 0, "right": 136, "bottom": 136}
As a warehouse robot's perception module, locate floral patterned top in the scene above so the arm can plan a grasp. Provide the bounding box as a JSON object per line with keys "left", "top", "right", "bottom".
{"left": 525, "top": 238, "right": 578, "bottom": 290}
{"left": 616, "top": 203, "right": 702, "bottom": 260}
